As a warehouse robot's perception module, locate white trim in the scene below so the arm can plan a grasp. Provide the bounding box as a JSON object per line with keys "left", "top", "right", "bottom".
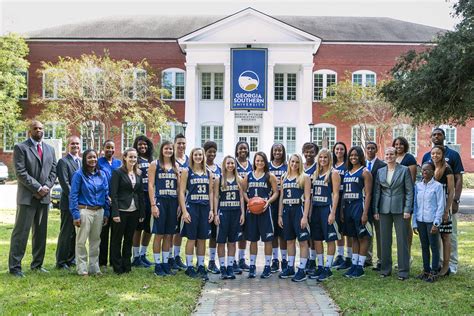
{"left": 122, "top": 68, "right": 147, "bottom": 100}
{"left": 438, "top": 125, "right": 457, "bottom": 145}
{"left": 26, "top": 39, "right": 178, "bottom": 43}
{"left": 393, "top": 124, "right": 418, "bottom": 156}
{"left": 352, "top": 70, "right": 377, "bottom": 87}
{"left": 351, "top": 124, "right": 376, "bottom": 147}
{"left": 42, "top": 69, "right": 66, "bottom": 100}
{"left": 80, "top": 120, "right": 105, "bottom": 152}
{"left": 312, "top": 123, "right": 337, "bottom": 149}
{"left": 200, "top": 123, "right": 224, "bottom": 153}
{"left": 121, "top": 122, "right": 146, "bottom": 152}
{"left": 321, "top": 42, "right": 436, "bottom": 46}
{"left": 3, "top": 130, "right": 27, "bottom": 153}
{"left": 313, "top": 69, "right": 337, "bottom": 102}
{"left": 200, "top": 72, "right": 224, "bottom": 101}
{"left": 162, "top": 68, "right": 186, "bottom": 101}
{"left": 274, "top": 72, "right": 298, "bottom": 102}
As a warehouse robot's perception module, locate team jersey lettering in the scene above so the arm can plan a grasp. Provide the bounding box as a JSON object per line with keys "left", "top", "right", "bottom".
{"left": 282, "top": 177, "right": 304, "bottom": 205}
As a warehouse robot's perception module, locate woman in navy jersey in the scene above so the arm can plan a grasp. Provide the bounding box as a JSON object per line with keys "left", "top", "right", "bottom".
{"left": 132, "top": 135, "right": 154, "bottom": 268}
{"left": 179, "top": 148, "right": 214, "bottom": 281}
{"left": 310, "top": 149, "right": 341, "bottom": 282}
{"left": 234, "top": 141, "right": 252, "bottom": 272}
{"left": 341, "top": 146, "right": 372, "bottom": 279}
{"left": 332, "top": 142, "right": 352, "bottom": 269}
{"left": 242, "top": 152, "right": 279, "bottom": 279}
{"left": 269, "top": 143, "right": 288, "bottom": 273}
{"left": 277, "top": 154, "right": 311, "bottom": 282}
{"left": 147, "top": 141, "right": 179, "bottom": 276}
{"left": 204, "top": 141, "right": 222, "bottom": 274}
{"left": 213, "top": 155, "right": 245, "bottom": 280}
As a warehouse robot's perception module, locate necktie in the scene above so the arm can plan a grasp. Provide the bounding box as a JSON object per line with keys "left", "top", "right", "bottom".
{"left": 368, "top": 161, "right": 372, "bottom": 171}
{"left": 37, "top": 143, "right": 43, "bottom": 160}
{"left": 76, "top": 159, "right": 81, "bottom": 169}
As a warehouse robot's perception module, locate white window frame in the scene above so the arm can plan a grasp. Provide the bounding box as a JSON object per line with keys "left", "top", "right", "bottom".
{"left": 162, "top": 68, "right": 185, "bottom": 100}
{"left": 44, "top": 122, "right": 67, "bottom": 152}
{"left": 201, "top": 124, "right": 223, "bottom": 153}
{"left": 200, "top": 72, "right": 224, "bottom": 100}
{"left": 274, "top": 125, "right": 297, "bottom": 155}
{"left": 274, "top": 73, "right": 297, "bottom": 101}
{"left": 352, "top": 70, "right": 377, "bottom": 87}
{"left": 311, "top": 123, "right": 337, "bottom": 149}
{"left": 160, "top": 122, "right": 185, "bottom": 142}
{"left": 313, "top": 70, "right": 337, "bottom": 101}
{"left": 438, "top": 125, "right": 457, "bottom": 145}
{"left": 351, "top": 124, "right": 376, "bottom": 147}
{"left": 42, "top": 69, "right": 66, "bottom": 100}
{"left": 122, "top": 122, "right": 146, "bottom": 151}
{"left": 393, "top": 124, "right": 417, "bottom": 156}
{"left": 123, "top": 68, "right": 147, "bottom": 100}
{"left": 81, "top": 120, "right": 105, "bottom": 152}
{"left": 82, "top": 67, "right": 105, "bottom": 100}
{"left": 19, "top": 70, "right": 28, "bottom": 100}
{"left": 3, "top": 129, "right": 27, "bottom": 153}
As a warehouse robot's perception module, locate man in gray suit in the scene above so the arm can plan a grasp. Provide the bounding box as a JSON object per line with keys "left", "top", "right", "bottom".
{"left": 55, "top": 136, "right": 81, "bottom": 270}
{"left": 9, "top": 120, "right": 57, "bottom": 277}
{"left": 374, "top": 147, "right": 413, "bottom": 280}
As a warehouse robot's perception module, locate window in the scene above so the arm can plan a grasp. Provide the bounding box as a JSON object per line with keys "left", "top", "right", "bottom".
{"left": 201, "top": 72, "right": 224, "bottom": 100}
{"left": 393, "top": 124, "right": 417, "bottom": 156}
{"left": 122, "top": 122, "right": 146, "bottom": 150}
{"left": 3, "top": 129, "right": 27, "bottom": 152}
{"left": 313, "top": 70, "right": 337, "bottom": 101}
{"left": 160, "top": 122, "right": 185, "bottom": 142}
{"left": 274, "top": 126, "right": 297, "bottom": 154}
{"left": 123, "top": 68, "right": 146, "bottom": 100}
{"left": 438, "top": 125, "right": 457, "bottom": 145}
{"left": 82, "top": 68, "right": 105, "bottom": 100}
{"left": 44, "top": 122, "right": 67, "bottom": 152}
{"left": 19, "top": 71, "right": 28, "bottom": 100}
{"left": 81, "top": 121, "right": 105, "bottom": 152}
{"left": 201, "top": 125, "right": 223, "bottom": 152}
{"left": 274, "top": 73, "right": 297, "bottom": 101}
{"left": 311, "top": 123, "right": 336, "bottom": 149}
{"left": 162, "top": 69, "right": 185, "bottom": 100}
{"left": 43, "top": 69, "right": 66, "bottom": 99}
{"left": 352, "top": 125, "right": 376, "bottom": 147}
{"left": 352, "top": 70, "right": 376, "bottom": 87}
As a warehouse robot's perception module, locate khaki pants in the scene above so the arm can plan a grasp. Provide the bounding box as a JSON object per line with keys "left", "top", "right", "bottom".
{"left": 75, "top": 208, "right": 104, "bottom": 275}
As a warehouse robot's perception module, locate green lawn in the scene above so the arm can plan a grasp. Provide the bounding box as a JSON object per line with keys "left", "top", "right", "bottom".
{"left": 323, "top": 221, "right": 474, "bottom": 314}
{"left": 0, "top": 209, "right": 202, "bottom": 315}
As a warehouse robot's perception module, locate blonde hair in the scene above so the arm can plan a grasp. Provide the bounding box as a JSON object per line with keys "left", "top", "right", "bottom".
{"left": 314, "top": 149, "right": 333, "bottom": 183}
{"left": 220, "top": 155, "right": 241, "bottom": 190}
{"left": 189, "top": 147, "right": 206, "bottom": 173}
{"left": 283, "top": 154, "right": 305, "bottom": 188}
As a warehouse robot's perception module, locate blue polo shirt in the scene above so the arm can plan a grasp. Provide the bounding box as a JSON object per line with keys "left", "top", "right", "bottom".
{"left": 98, "top": 156, "right": 122, "bottom": 183}
{"left": 421, "top": 146, "right": 464, "bottom": 174}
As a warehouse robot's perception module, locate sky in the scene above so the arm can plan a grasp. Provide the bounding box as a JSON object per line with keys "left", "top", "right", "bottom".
{"left": 1, "top": 0, "right": 461, "bottom": 35}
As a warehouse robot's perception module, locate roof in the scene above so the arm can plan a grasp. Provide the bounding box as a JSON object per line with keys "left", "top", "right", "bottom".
{"left": 26, "top": 14, "right": 446, "bottom": 43}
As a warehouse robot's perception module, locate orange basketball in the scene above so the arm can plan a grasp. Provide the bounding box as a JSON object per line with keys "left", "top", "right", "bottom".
{"left": 248, "top": 197, "right": 266, "bottom": 215}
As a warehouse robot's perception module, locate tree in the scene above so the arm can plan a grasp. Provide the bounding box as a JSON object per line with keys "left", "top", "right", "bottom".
{"left": 33, "top": 51, "right": 173, "bottom": 151}
{"left": 381, "top": 0, "right": 474, "bottom": 125}
{"left": 0, "top": 33, "right": 29, "bottom": 137}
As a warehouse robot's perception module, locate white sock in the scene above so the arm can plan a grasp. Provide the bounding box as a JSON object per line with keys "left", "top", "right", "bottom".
{"left": 239, "top": 249, "right": 246, "bottom": 260}
{"left": 133, "top": 246, "right": 140, "bottom": 258}
{"left": 351, "top": 253, "right": 359, "bottom": 265}
{"left": 272, "top": 248, "right": 279, "bottom": 260}
{"left": 186, "top": 255, "right": 193, "bottom": 267}
{"left": 228, "top": 256, "right": 235, "bottom": 266}
{"left": 265, "top": 255, "right": 272, "bottom": 266}
{"left": 337, "top": 246, "right": 344, "bottom": 257}
{"left": 288, "top": 256, "right": 295, "bottom": 267}
{"left": 346, "top": 247, "right": 353, "bottom": 258}
{"left": 162, "top": 251, "right": 169, "bottom": 263}
{"left": 250, "top": 255, "right": 256, "bottom": 265}
{"left": 317, "top": 254, "right": 324, "bottom": 267}
{"left": 209, "top": 248, "right": 216, "bottom": 261}
{"left": 219, "top": 257, "right": 226, "bottom": 267}
{"left": 174, "top": 246, "right": 181, "bottom": 258}
{"left": 153, "top": 253, "right": 161, "bottom": 264}
{"left": 281, "top": 250, "right": 287, "bottom": 260}
{"left": 326, "top": 255, "right": 334, "bottom": 267}
{"left": 198, "top": 256, "right": 205, "bottom": 267}
{"left": 358, "top": 255, "right": 366, "bottom": 267}
{"left": 299, "top": 257, "right": 308, "bottom": 269}
{"left": 310, "top": 249, "right": 316, "bottom": 260}
{"left": 140, "top": 245, "right": 148, "bottom": 256}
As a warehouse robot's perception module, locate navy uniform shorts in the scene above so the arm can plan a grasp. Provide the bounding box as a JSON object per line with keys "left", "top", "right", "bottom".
{"left": 335, "top": 194, "right": 344, "bottom": 234}
{"left": 151, "top": 197, "right": 178, "bottom": 235}
{"left": 282, "top": 204, "right": 310, "bottom": 242}
{"left": 180, "top": 203, "right": 212, "bottom": 240}
{"left": 271, "top": 200, "right": 283, "bottom": 238}
{"left": 216, "top": 209, "right": 241, "bottom": 243}
{"left": 238, "top": 202, "right": 247, "bottom": 241}
{"left": 245, "top": 206, "right": 274, "bottom": 242}
{"left": 310, "top": 204, "right": 341, "bottom": 242}
{"left": 343, "top": 200, "right": 372, "bottom": 238}
{"left": 136, "top": 192, "right": 152, "bottom": 233}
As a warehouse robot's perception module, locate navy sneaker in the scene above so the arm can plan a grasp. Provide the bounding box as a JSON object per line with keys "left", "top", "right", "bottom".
{"left": 271, "top": 259, "right": 279, "bottom": 273}
{"left": 291, "top": 268, "right": 307, "bottom": 282}
{"left": 239, "top": 258, "right": 250, "bottom": 272}
{"left": 309, "top": 266, "right": 324, "bottom": 279}
{"left": 154, "top": 263, "right": 166, "bottom": 276}
{"left": 317, "top": 267, "right": 333, "bottom": 282}
{"left": 132, "top": 256, "right": 145, "bottom": 267}
{"left": 168, "top": 257, "right": 178, "bottom": 270}
{"left": 208, "top": 260, "right": 220, "bottom": 274}
{"left": 260, "top": 265, "right": 272, "bottom": 279}
{"left": 175, "top": 256, "right": 187, "bottom": 270}
{"left": 162, "top": 262, "right": 176, "bottom": 275}
{"left": 219, "top": 266, "right": 228, "bottom": 280}
{"left": 351, "top": 265, "right": 365, "bottom": 278}
{"left": 306, "top": 260, "right": 316, "bottom": 275}
{"left": 281, "top": 259, "right": 288, "bottom": 271}
{"left": 185, "top": 266, "right": 199, "bottom": 278}
{"left": 279, "top": 266, "right": 296, "bottom": 279}
{"left": 226, "top": 265, "right": 236, "bottom": 279}
{"left": 344, "top": 264, "right": 357, "bottom": 278}
{"left": 332, "top": 255, "right": 345, "bottom": 267}
{"left": 233, "top": 261, "right": 243, "bottom": 275}
{"left": 141, "top": 255, "right": 152, "bottom": 267}
{"left": 197, "top": 265, "right": 209, "bottom": 281}
{"left": 248, "top": 265, "right": 257, "bottom": 278}
{"left": 337, "top": 257, "right": 352, "bottom": 270}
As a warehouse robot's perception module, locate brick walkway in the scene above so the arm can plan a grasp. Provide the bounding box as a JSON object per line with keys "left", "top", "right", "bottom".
{"left": 193, "top": 249, "right": 339, "bottom": 315}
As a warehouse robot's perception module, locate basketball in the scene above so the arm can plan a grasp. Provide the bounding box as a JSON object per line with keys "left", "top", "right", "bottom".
{"left": 248, "top": 197, "right": 266, "bottom": 214}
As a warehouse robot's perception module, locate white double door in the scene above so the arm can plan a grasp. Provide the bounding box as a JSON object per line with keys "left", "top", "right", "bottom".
{"left": 237, "top": 125, "right": 260, "bottom": 161}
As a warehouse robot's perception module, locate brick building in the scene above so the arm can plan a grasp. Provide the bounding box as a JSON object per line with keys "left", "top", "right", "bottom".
{"left": 2, "top": 8, "right": 473, "bottom": 171}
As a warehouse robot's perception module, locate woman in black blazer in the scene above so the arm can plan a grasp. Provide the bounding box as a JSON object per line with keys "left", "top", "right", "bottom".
{"left": 110, "top": 148, "right": 145, "bottom": 274}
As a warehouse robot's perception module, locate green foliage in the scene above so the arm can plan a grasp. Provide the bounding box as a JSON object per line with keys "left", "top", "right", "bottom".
{"left": 462, "top": 173, "right": 474, "bottom": 189}
{"left": 381, "top": 0, "right": 474, "bottom": 125}
{"left": 0, "top": 33, "right": 29, "bottom": 135}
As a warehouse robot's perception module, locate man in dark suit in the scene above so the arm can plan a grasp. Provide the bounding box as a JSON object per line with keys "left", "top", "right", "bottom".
{"left": 55, "top": 136, "right": 81, "bottom": 270}
{"left": 9, "top": 120, "right": 57, "bottom": 277}
{"left": 365, "top": 141, "right": 386, "bottom": 270}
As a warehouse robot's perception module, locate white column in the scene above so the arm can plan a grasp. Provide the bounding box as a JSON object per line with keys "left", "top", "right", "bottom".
{"left": 298, "top": 63, "right": 313, "bottom": 150}
{"left": 261, "top": 63, "right": 275, "bottom": 153}
{"left": 222, "top": 63, "right": 235, "bottom": 156}
{"left": 184, "top": 63, "right": 197, "bottom": 149}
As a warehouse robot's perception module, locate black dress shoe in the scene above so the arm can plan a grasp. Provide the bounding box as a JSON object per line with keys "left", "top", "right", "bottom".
{"left": 32, "top": 267, "right": 50, "bottom": 273}
{"left": 10, "top": 270, "right": 25, "bottom": 278}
